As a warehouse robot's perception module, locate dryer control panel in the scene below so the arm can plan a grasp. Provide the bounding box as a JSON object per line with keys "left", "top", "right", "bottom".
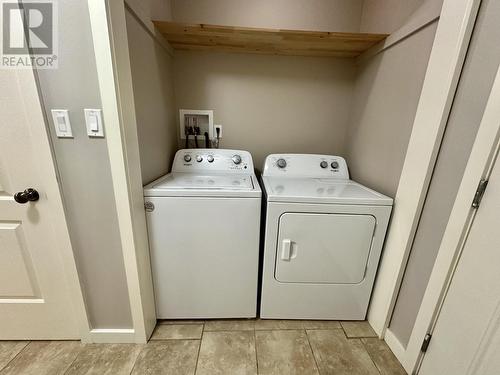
{"left": 172, "top": 149, "right": 254, "bottom": 174}
{"left": 263, "top": 154, "right": 349, "bottom": 179}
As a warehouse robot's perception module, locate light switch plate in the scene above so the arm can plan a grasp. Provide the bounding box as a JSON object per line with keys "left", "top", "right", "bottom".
{"left": 84, "top": 109, "right": 104, "bottom": 137}
{"left": 51, "top": 109, "right": 73, "bottom": 138}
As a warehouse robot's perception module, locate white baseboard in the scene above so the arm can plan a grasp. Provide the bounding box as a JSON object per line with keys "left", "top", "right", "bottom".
{"left": 384, "top": 328, "right": 407, "bottom": 367}
{"left": 86, "top": 328, "right": 136, "bottom": 343}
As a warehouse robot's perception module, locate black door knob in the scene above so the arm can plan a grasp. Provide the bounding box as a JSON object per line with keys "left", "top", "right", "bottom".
{"left": 14, "top": 188, "right": 40, "bottom": 204}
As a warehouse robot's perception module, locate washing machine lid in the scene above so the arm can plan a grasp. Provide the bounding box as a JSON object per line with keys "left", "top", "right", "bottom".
{"left": 263, "top": 176, "right": 393, "bottom": 205}
{"left": 144, "top": 173, "right": 261, "bottom": 197}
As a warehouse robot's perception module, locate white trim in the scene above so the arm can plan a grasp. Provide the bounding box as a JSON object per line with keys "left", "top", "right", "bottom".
{"left": 367, "top": 0, "right": 481, "bottom": 338}
{"left": 87, "top": 0, "right": 156, "bottom": 344}
{"left": 88, "top": 329, "right": 136, "bottom": 343}
{"left": 405, "top": 63, "right": 500, "bottom": 375}
{"left": 384, "top": 328, "right": 406, "bottom": 363}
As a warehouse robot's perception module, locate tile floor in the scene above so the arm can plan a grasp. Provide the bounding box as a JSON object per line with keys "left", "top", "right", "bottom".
{"left": 0, "top": 320, "right": 406, "bottom": 375}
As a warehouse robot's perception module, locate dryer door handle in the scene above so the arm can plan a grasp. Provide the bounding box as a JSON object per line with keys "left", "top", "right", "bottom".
{"left": 281, "top": 239, "right": 292, "bottom": 261}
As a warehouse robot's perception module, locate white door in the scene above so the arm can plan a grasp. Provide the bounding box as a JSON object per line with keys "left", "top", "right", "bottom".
{"left": 0, "top": 68, "right": 87, "bottom": 339}
{"left": 418, "top": 141, "right": 500, "bottom": 372}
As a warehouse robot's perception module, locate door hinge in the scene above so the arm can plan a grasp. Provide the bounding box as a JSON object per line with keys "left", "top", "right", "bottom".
{"left": 421, "top": 333, "right": 432, "bottom": 353}
{"left": 472, "top": 179, "right": 488, "bottom": 208}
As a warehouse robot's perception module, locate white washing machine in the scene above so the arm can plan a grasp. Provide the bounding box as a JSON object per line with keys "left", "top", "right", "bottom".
{"left": 144, "top": 149, "right": 261, "bottom": 319}
{"left": 260, "top": 154, "right": 393, "bottom": 320}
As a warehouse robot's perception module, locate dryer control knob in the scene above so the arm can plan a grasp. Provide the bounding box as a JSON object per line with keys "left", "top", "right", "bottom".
{"left": 320, "top": 161, "right": 328, "bottom": 168}
{"left": 184, "top": 154, "right": 192, "bottom": 162}
{"left": 277, "top": 158, "right": 287, "bottom": 168}
{"left": 207, "top": 155, "right": 214, "bottom": 163}
{"left": 232, "top": 155, "right": 242, "bottom": 164}
{"left": 331, "top": 161, "right": 339, "bottom": 169}
{"left": 196, "top": 155, "right": 203, "bottom": 162}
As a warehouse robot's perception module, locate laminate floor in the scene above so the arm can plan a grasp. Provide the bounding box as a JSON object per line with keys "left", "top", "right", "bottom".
{"left": 0, "top": 320, "right": 406, "bottom": 374}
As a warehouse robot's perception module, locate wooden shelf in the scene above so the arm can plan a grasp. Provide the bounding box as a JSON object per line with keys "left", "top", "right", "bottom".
{"left": 153, "top": 21, "right": 388, "bottom": 58}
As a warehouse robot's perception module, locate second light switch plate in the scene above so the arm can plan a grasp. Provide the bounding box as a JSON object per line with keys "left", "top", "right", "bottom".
{"left": 84, "top": 109, "right": 104, "bottom": 137}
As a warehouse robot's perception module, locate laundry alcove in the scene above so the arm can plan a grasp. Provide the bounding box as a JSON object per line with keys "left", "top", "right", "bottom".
{"left": 120, "top": 0, "right": 442, "bottom": 340}
{"left": 86, "top": 1, "right": 475, "bottom": 366}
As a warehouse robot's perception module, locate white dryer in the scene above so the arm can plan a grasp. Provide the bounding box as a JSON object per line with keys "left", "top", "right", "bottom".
{"left": 144, "top": 149, "right": 261, "bottom": 319}
{"left": 260, "top": 154, "right": 393, "bottom": 320}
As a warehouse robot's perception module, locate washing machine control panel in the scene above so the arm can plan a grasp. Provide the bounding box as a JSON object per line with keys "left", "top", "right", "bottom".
{"left": 172, "top": 149, "right": 254, "bottom": 174}
{"left": 263, "top": 154, "right": 349, "bottom": 179}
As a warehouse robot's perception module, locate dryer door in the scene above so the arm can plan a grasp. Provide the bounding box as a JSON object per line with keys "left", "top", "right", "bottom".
{"left": 275, "top": 213, "right": 376, "bottom": 284}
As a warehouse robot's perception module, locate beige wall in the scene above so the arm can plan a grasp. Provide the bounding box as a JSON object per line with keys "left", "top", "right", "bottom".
{"left": 126, "top": 0, "right": 172, "bottom": 23}
{"left": 389, "top": 0, "right": 500, "bottom": 347}
{"left": 126, "top": 8, "right": 178, "bottom": 184}
{"left": 360, "top": 0, "right": 430, "bottom": 33}
{"left": 169, "top": 0, "right": 444, "bottom": 174}
{"left": 167, "top": 0, "right": 441, "bottom": 34}
{"left": 170, "top": 0, "right": 363, "bottom": 32}
{"left": 173, "top": 51, "right": 355, "bottom": 169}
{"left": 167, "top": 0, "right": 363, "bottom": 169}
{"left": 37, "top": 0, "right": 132, "bottom": 329}
{"left": 344, "top": 21, "right": 438, "bottom": 197}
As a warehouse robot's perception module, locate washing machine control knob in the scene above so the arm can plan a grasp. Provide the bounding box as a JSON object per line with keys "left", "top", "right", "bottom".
{"left": 207, "top": 155, "right": 214, "bottom": 163}
{"left": 277, "top": 158, "right": 287, "bottom": 168}
{"left": 232, "top": 155, "right": 242, "bottom": 164}
{"left": 331, "top": 161, "right": 339, "bottom": 169}
{"left": 196, "top": 155, "right": 203, "bottom": 163}
{"left": 320, "top": 161, "right": 328, "bottom": 168}
{"left": 184, "top": 154, "right": 192, "bottom": 162}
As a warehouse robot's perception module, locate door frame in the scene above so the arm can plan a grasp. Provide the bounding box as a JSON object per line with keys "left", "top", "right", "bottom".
{"left": 87, "top": 0, "right": 156, "bottom": 343}
{"left": 396, "top": 63, "right": 500, "bottom": 374}
{"left": 367, "top": 0, "right": 482, "bottom": 337}
{"left": 13, "top": 67, "right": 91, "bottom": 341}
